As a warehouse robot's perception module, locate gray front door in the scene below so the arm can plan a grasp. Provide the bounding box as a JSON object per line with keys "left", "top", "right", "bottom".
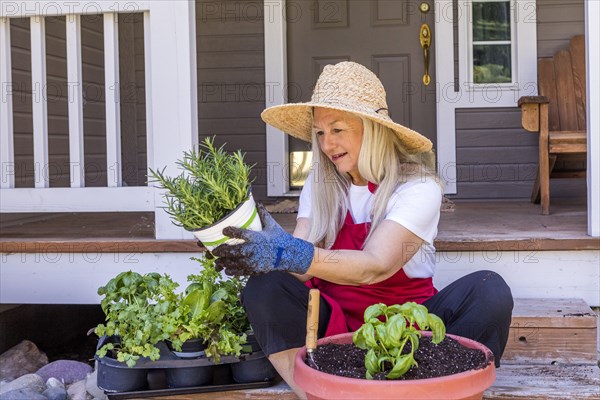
{"left": 287, "top": 0, "right": 437, "bottom": 187}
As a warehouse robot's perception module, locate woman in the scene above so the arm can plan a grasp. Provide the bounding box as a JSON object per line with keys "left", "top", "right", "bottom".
{"left": 212, "top": 62, "right": 513, "bottom": 398}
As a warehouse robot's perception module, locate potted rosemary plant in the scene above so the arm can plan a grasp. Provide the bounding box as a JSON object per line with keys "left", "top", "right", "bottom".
{"left": 149, "top": 136, "right": 261, "bottom": 250}
{"left": 294, "top": 302, "right": 496, "bottom": 400}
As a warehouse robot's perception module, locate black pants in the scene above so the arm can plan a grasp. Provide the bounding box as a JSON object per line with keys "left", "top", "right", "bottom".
{"left": 241, "top": 270, "right": 513, "bottom": 367}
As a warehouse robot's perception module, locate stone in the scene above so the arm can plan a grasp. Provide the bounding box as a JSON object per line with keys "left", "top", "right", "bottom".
{"left": 42, "top": 386, "right": 67, "bottom": 400}
{"left": 0, "top": 388, "right": 47, "bottom": 400}
{"left": 84, "top": 371, "right": 106, "bottom": 400}
{"left": 45, "top": 378, "right": 64, "bottom": 390}
{"left": 66, "top": 380, "right": 88, "bottom": 400}
{"left": 0, "top": 374, "right": 45, "bottom": 395}
{"left": 0, "top": 341, "right": 48, "bottom": 381}
{"left": 36, "top": 360, "right": 92, "bottom": 385}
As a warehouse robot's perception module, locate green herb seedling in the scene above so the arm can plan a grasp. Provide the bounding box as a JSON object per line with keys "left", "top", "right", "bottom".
{"left": 161, "top": 257, "right": 250, "bottom": 363}
{"left": 95, "top": 271, "right": 179, "bottom": 367}
{"left": 352, "top": 302, "right": 446, "bottom": 379}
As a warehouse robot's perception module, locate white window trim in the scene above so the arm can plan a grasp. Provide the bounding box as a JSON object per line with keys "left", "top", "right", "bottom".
{"left": 264, "top": 0, "right": 537, "bottom": 196}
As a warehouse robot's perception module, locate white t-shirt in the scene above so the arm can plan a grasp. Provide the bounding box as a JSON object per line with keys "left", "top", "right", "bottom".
{"left": 297, "top": 174, "right": 442, "bottom": 279}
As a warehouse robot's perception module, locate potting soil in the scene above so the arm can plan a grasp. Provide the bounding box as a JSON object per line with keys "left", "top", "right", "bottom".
{"left": 310, "top": 336, "right": 491, "bottom": 380}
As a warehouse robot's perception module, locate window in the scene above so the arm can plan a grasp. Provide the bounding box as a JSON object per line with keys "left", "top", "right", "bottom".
{"left": 467, "top": 0, "right": 516, "bottom": 87}
{"left": 471, "top": 1, "right": 513, "bottom": 84}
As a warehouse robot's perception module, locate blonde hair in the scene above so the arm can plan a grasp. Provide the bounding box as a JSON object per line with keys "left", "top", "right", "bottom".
{"left": 306, "top": 112, "right": 441, "bottom": 248}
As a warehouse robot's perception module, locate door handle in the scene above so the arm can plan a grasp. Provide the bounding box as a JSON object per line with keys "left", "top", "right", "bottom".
{"left": 420, "top": 23, "right": 431, "bottom": 86}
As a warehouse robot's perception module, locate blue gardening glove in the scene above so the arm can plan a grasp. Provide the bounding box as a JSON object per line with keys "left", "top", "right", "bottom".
{"left": 212, "top": 203, "right": 314, "bottom": 276}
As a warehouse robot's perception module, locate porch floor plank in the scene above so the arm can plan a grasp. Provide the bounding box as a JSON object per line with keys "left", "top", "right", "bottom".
{"left": 127, "top": 364, "right": 600, "bottom": 400}
{"left": 484, "top": 364, "right": 600, "bottom": 399}
{"left": 1, "top": 199, "right": 598, "bottom": 252}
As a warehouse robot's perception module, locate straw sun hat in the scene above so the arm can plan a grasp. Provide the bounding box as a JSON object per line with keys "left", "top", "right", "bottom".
{"left": 261, "top": 61, "right": 432, "bottom": 154}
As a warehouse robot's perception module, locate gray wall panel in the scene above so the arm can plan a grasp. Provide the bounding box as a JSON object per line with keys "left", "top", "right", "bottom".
{"left": 196, "top": 0, "right": 267, "bottom": 201}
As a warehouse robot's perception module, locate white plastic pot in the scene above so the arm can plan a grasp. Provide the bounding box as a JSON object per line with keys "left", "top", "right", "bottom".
{"left": 190, "top": 193, "right": 263, "bottom": 250}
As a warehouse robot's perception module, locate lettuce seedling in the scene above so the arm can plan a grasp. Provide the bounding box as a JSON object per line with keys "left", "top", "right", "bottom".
{"left": 352, "top": 302, "right": 446, "bottom": 379}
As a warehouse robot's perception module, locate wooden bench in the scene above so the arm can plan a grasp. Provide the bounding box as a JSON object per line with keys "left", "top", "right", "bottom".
{"left": 518, "top": 35, "right": 587, "bottom": 215}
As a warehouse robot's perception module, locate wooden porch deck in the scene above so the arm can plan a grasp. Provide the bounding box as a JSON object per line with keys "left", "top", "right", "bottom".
{"left": 1, "top": 199, "right": 598, "bottom": 252}
{"left": 1, "top": 200, "right": 598, "bottom": 399}
{"left": 129, "top": 363, "right": 600, "bottom": 400}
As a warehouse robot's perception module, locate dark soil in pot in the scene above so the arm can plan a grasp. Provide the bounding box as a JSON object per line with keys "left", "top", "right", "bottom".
{"left": 310, "top": 336, "right": 491, "bottom": 380}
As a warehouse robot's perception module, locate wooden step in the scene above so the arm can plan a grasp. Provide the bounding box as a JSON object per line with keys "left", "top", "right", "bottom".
{"left": 504, "top": 298, "right": 598, "bottom": 364}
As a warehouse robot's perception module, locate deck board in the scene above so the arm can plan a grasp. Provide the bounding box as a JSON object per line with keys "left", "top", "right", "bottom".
{"left": 1, "top": 199, "right": 598, "bottom": 252}
{"left": 117, "top": 364, "right": 600, "bottom": 400}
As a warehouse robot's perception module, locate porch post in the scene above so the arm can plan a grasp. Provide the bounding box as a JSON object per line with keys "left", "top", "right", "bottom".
{"left": 146, "top": 1, "right": 198, "bottom": 239}
{"left": 264, "top": 0, "right": 289, "bottom": 197}
{"left": 585, "top": 1, "right": 599, "bottom": 237}
{"left": 0, "top": 17, "right": 14, "bottom": 189}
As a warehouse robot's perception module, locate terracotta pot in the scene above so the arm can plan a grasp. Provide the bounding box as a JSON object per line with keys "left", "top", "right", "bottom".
{"left": 294, "top": 332, "right": 496, "bottom": 400}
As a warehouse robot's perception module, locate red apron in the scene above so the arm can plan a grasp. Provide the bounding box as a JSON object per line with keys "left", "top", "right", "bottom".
{"left": 305, "top": 183, "right": 438, "bottom": 336}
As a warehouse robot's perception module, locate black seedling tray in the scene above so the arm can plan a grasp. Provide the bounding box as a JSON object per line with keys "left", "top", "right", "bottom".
{"left": 106, "top": 379, "right": 275, "bottom": 399}
{"left": 96, "top": 337, "right": 277, "bottom": 396}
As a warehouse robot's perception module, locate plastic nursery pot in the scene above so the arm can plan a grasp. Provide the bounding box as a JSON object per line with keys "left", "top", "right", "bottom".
{"left": 96, "top": 356, "right": 149, "bottom": 393}
{"left": 165, "top": 365, "right": 215, "bottom": 388}
{"left": 294, "top": 332, "right": 496, "bottom": 400}
{"left": 191, "top": 192, "right": 262, "bottom": 251}
{"left": 241, "top": 332, "right": 262, "bottom": 354}
{"left": 231, "top": 354, "right": 277, "bottom": 383}
{"left": 167, "top": 338, "right": 206, "bottom": 359}
{"left": 95, "top": 336, "right": 149, "bottom": 393}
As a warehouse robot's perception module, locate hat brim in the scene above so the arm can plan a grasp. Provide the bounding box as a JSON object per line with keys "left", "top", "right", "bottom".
{"left": 261, "top": 103, "right": 432, "bottom": 154}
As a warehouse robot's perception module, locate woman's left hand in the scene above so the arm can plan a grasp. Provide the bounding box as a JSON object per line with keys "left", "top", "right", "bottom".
{"left": 212, "top": 204, "right": 314, "bottom": 276}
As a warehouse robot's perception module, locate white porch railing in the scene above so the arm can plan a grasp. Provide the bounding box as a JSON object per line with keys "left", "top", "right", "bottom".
{"left": 0, "top": 1, "right": 198, "bottom": 239}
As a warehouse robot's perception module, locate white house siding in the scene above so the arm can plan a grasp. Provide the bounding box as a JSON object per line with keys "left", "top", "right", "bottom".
{"left": 452, "top": 0, "right": 586, "bottom": 199}
{"left": 1, "top": 249, "right": 598, "bottom": 306}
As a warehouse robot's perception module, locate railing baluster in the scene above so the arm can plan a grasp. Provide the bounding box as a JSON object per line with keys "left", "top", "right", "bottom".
{"left": 30, "top": 16, "right": 49, "bottom": 188}
{"left": 66, "top": 14, "right": 85, "bottom": 188}
{"left": 143, "top": 11, "right": 154, "bottom": 177}
{"left": 103, "top": 12, "right": 122, "bottom": 187}
{"left": 0, "top": 17, "right": 15, "bottom": 189}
